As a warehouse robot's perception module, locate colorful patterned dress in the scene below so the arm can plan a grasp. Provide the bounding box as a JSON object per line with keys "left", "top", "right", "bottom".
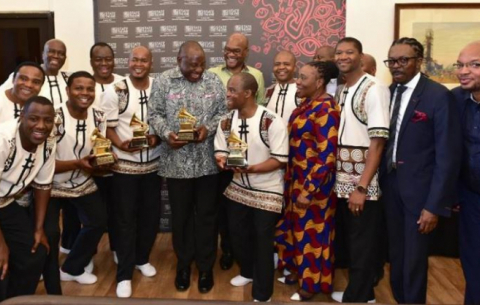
{"left": 275, "top": 95, "right": 340, "bottom": 294}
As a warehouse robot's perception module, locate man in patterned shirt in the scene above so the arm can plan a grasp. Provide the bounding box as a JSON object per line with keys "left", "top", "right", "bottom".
{"left": 149, "top": 41, "right": 227, "bottom": 294}
{"left": 0, "top": 96, "right": 55, "bottom": 301}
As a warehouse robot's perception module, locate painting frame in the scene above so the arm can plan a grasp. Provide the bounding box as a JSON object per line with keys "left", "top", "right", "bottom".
{"left": 394, "top": 3, "right": 480, "bottom": 87}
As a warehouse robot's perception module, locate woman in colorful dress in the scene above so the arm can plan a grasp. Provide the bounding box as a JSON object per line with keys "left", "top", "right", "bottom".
{"left": 275, "top": 60, "right": 340, "bottom": 301}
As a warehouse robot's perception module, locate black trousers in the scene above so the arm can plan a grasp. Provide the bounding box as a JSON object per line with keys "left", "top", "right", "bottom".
{"left": 228, "top": 199, "right": 277, "bottom": 302}
{"left": 112, "top": 172, "right": 161, "bottom": 282}
{"left": 0, "top": 202, "right": 47, "bottom": 301}
{"left": 217, "top": 170, "right": 233, "bottom": 255}
{"left": 337, "top": 198, "right": 382, "bottom": 302}
{"left": 94, "top": 176, "right": 116, "bottom": 251}
{"left": 59, "top": 191, "right": 107, "bottom": 275}
{"left": 61, "top": 201, "right": 80, "bottom": 251}
{"left": 42, "top": 199, "right": 63, "bottom": 295}
{"left": 383, "top": 171, "right": 430, "bottom": 304}
{"left": 167, "top": 174, "right": 218, "bottom": 272}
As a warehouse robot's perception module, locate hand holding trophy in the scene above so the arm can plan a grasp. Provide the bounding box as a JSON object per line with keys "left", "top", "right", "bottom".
{"left": 129, "top": 114, "right": 149, "bottom": 149}
{"left": 227, "top": 131, "right": 248, "bottom": 168}
{"left": 91, "top": 128, "right": 115, "bottom": 167}
{"left": 177, "top": 107, "right": 198, "bottom": 141}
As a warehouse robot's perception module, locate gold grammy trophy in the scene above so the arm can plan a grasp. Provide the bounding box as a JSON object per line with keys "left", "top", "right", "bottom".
{"left": 91, "top": 128, "right": 115, "bottom": 167}
{"left": 227, "top": 131, "right": 248, "bottom": 168}
{"left": 177, "top": 107, "right": 198, "bottom": 141}
{"left": 129, "top": 114, "right": 149, "bottom": 148}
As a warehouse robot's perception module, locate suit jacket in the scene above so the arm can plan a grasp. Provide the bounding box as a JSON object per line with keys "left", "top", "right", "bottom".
{"left": 380, "top": 74, "right": 461, "bottom": 217}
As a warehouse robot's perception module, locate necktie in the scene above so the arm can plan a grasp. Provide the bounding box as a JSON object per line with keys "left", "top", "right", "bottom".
{"left": 386, "top": 85, "right": 407, "bottom": 172}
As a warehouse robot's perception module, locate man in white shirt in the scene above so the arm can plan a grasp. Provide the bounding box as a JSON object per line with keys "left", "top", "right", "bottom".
{"left": 101, "top": 46, "right": 161, "bottom": 298}
{"left": 0, "top": 62, "right": 45, "bottom": 122}
{"left": 265, "top": 51, "right": 300, "bottom": 126}
{"left": 214, "top": 72, "right": 288, "bottom": 302}
{"left": 332, "top": 37, "right": 390, "bottom": 303}
{"left": 0, "top": 96, "right": 55, "bottom": 301}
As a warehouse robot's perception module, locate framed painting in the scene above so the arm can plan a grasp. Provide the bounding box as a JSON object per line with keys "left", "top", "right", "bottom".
{"left": 394, "top": 3, "right": 480, "bottom": 87}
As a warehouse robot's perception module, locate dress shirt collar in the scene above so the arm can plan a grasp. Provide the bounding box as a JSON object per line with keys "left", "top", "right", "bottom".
{"left": 397, "top": 72, "right": 421, "bottom": 91}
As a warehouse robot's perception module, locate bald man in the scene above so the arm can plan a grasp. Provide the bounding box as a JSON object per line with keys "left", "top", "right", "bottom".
{"left": 452, "top": 40, "right": 480, "bottom": 305}
{"left": 313, "top": 45, "right": 335, "bottom": 62}
{"left": 362, "top": 53, "right": 377, "bottom": 76}
{"left": 265, "top": 50, "right": 300, "bottom": 125}
{"left": 209, "top": 32, "right": 265, "bottom": 104}
{"left": 101, "top": 46, "right": 161, "bottom": 298}
{"left": 0, "top": 39, "right": 69, "bottom": 107}
{"left": 149, "top": 41, "right": 227, "bottom": 293}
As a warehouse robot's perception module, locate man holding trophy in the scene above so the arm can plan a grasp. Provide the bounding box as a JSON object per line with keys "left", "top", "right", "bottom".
{"left": 101, "top": 46, "right": 161, "bottom": 298}
{"left": 214, "top": 73, "right": 288, "bottom": 302}
{"left": 148, "top": 41, "right": 227, "bottom": 293}
{"left": 47, "top": 71, "right": 109, "bottom": 286}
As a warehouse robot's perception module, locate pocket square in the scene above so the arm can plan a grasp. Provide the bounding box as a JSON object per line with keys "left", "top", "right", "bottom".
{"left": 411, "top": 110, "right": 428, "bottom": 123}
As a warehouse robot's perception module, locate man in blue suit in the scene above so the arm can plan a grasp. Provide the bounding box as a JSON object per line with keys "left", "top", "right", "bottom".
{"left": 452, "top": 40, "right": 480, "bottom": 305}
{"left": 380, "top": 37, "right": 461, "bottom": 304}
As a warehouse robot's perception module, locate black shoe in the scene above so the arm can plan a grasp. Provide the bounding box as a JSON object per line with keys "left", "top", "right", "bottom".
{"left": 220, "top": 252, "right": 234, "bottom": 270}
{"left": 198, "top": 271, "right": 214, "bottom": 293}
{"left": 175, "top": 268, "right": 191, "bottom": 291}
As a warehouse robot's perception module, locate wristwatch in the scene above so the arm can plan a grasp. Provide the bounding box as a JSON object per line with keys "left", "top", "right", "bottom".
{"left": 356, "top": 185, "right": 367, "bottom": 194}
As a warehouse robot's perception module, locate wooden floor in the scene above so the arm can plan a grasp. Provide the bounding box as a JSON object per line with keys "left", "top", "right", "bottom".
{"left": 36, "top": 233, "right": 466, "bottom": 303}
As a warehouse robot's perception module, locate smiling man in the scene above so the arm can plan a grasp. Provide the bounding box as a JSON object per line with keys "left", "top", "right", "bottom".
{"left": 264, "top": 50, "right": 301, "bottom": 126}
{"left": 0, "top": 62, "right": 45, "bottom": 122}
{"left": 0, "top": 96, "right": 55, "bottom": 301}
{"left": 148, "top": 41, "right": 227, "bottom": 294}
{"left": 331, "top": 37, "right": 390, "bottom": 304}
{"left": 451, "top": 40, "right": 480, "bottom": 305}
{"left": 380, "top": 37, "right": 461, "bottom": 304}
{"left": 39, "top": 39, "right": 69, "bottom": 106}
{"left": 101, "top": 46, "right": 161, "bottom": 298}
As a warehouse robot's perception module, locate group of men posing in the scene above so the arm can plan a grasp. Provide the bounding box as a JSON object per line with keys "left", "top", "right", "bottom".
{"left": 0, "top": 31, "right": 478, "bottom": 305}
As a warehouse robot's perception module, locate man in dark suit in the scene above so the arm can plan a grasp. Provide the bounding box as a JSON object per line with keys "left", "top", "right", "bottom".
{"left": 452, "top": 40, "right": 480, "bottom": 305}
{"left": 381, "top": 37, "right": 461, "bottom": 304}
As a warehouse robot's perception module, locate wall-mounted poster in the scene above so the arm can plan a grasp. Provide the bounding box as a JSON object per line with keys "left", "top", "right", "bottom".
{"left": 395, "top": 3, "right": 480, "bottom": 88}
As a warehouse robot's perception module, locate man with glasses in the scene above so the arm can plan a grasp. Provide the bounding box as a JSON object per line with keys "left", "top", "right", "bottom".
{"left": 208, "top": 32, "right": 265, "bottom": 272}
{"left": 380, "top": 37, "right": 461, "bottom": 304}
{"left": 452, "top": 40, "right": 480, "bottom": 305}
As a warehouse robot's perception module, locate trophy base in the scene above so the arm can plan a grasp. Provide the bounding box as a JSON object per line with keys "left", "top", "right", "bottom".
{"left": 178, "top": 131, "right": 197, "bottom": 142}
{"left": 129, "top": 137, "right": 149, "bottom": 149}
{"left": 92, "top": 154, "right": 115, "bottom": 167}
{"left": 227, "top": 158, "right": 248, "bottom": 168}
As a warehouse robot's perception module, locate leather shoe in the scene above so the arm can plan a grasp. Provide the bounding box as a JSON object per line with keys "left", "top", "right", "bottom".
{"left": 198, "top": 271, "right": 214, "bottom": 293}
{"left": 175, "top": 269, "right": 190, "bottom": 291}
{"left": 220, "top": 252, "right": 234, "bottom": 270}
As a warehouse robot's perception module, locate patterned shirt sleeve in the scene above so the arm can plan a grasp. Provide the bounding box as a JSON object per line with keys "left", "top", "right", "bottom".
{"left": 100, "top": 85, "right": 119, "bottom": 128}
{"left": 32, "top": 138, "right": 56, "bottom": 190}
{"left": 301, "top": 102, "right": 339, "bottom": 201}
{"left": 268, "top": 115, "right": 289, "bottom": 163}
{"left": 148, "top": 76, "right": 171, "bottom": 141}
{"left": 366, "top": 83, "right": 390, "bottom": 139}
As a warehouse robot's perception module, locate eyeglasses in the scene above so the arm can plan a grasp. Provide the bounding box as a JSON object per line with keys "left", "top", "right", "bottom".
{"left": 383, "top": 57, "right": 418, "bottom": 67}
{"left": 223, "top": 47, "right": 245, "bottom": 56}
{"left": 453, "top": 62, "right": 480, "bottom": 70}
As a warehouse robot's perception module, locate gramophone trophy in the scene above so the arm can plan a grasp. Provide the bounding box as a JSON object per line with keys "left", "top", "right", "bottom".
{"left": 129, "top": 114, "right": 149, "bottom": 149}
{"left": 177, "top": 107, "right": 198, "bottom": 141}
{"left": 91, "top": 128, "right": 115, "bottom": 167}
{"left": 227, "top": 131, "right": 248, "bottom": 168}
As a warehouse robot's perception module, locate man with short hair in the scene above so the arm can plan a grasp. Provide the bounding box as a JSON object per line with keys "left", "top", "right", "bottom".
{"left": 381, "top": 37, "right": 461, "bottom": 304}
{"left": 362, "top": 53, "right": 377, "bottom": 76}
{"left": 332, "top": 37, "right": 390, "bottom": 303}
{"left": 0, "top": 62, "right": 45, "bottom": 122}
{"left": 215, "top": 72, "right": 288, "bottom": 302}
{"left": 149, "top": 41, "right": 227, "bottom": 293}
{"left": 101, "top": 46, "right": 161, "bottom": 298}
{"left": 39, "top": 39, "right": 69, "bottom": 106}
{"left": 0, "top": 96, "right": 55, "bottom": 301}
{"left": 265, "top": 50, "right": 300, "bottom": 125}
{"left": 209, "top": 32, "right": 265, "bottom": 105}
{"left": 452, "top": 40, "right": 480, "bottom": 305}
